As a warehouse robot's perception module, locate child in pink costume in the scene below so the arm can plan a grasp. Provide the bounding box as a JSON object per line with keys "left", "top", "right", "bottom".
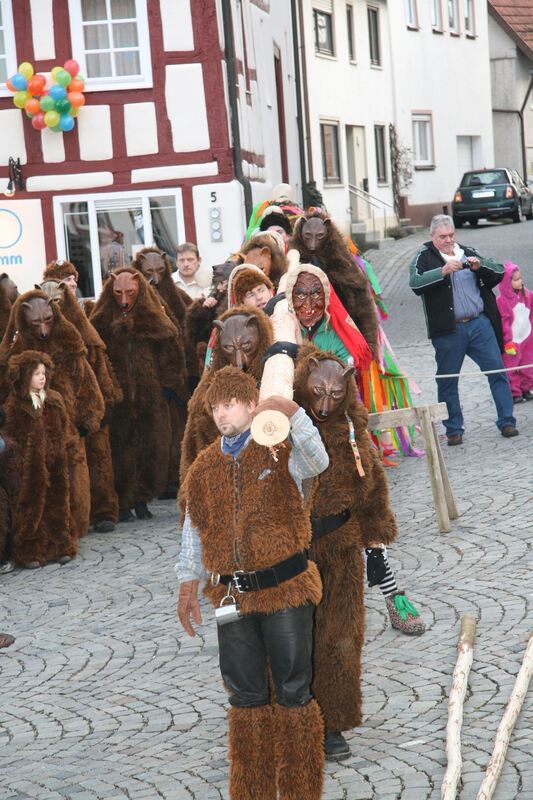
{"left": 496, "top": 261, "right": 533, "bottom": 402}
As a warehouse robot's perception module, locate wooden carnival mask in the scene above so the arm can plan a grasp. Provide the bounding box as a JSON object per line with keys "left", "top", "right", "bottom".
{"left": 111, "top": 271, "right": 140, "bottom": 312}
{"left": 38, "top": 280, "right": 66, "bottom": 305}
{"left": 137, "top": 251, "right": 166, "bottom": 287}
{"left": 300, "top": 217, "right": 328, "bottom": 253}
{"left": 21, "top": 297, "right": 55, "bottom": 341}
{"left": 213, "top": 314, "right": 260, "bottom": 370}
{"left": 292, "top": 272, "right": 326, "bottom": 329}
{"left": 306, "top": 357, "right": 354, "bottom": 422}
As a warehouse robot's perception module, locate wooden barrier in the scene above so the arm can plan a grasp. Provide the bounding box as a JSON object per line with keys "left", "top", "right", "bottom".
{"left": 367, "top": 402, "right": 458, "bottom": 533}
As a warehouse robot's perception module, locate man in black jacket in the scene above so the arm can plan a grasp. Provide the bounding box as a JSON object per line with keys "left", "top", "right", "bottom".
{"left": 409, "top": 215, "right": 518, "bottom": 445}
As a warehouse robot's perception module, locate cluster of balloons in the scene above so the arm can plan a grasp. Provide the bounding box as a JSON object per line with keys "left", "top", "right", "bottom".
{"left": 7, "top": 60, "right": 86, "bottom": 133}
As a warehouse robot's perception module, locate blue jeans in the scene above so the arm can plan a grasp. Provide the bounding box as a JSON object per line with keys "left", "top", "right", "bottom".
{"left": 432, "top": 314, "right": 516, "bottom": 436}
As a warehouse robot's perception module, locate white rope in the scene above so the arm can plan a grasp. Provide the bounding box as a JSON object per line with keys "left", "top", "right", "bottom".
{"left": 388, "top": 363, "right": 533, "bottom": 381}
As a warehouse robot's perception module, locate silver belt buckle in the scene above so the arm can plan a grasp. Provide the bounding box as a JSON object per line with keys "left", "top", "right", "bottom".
{"left": 210, "top": 571, "right": 220, "bottom": 587}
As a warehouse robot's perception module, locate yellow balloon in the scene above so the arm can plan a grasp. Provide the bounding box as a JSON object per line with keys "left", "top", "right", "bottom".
{"left": 18, "top": 62, "right": 34, "bottom": 79}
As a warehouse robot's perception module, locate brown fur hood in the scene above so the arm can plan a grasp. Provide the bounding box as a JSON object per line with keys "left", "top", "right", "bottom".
{"left": 43, "top": 259, "right": 79, "bottom": 282}
{"left": 210, "top": 304, "right": 273, "bottom": 380}
{"left": 0, "top": 290, "right": 87, "bottom": 364}
{"left": 7, "top": 350, "right": 54, "bottom": 398}
{"left": 90, "top": 267, "right": 181, "bottom": 341}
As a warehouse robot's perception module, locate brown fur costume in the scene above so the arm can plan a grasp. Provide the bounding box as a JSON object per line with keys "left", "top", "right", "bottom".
{"left": 239, "top": 232, "right": 288, "bottom": 289}
{"left": 291, "top": 209, "right": 379, "bottom": 356}
{"left": 0, "top": 292, "right": 105, "bottom": 540}
{"left": 3, "top": 352, "right": 76, "bottom": 566}
{"left": 179, "top": 305, "right": 273, "bottom": 483}
{"left": 0, "top": 427, "right": 15, "bottom": 564}
{"left": 91, "top": 268, "right": 186, "bottom": 512}
{"left": 0, "top": 276, "right": 14, "bottom": 341}
{"left": 294, "top": 345, "right": 398, "bottom": 732}
{"left": 42, "top": 259, "right": 79, "bottom": 283}
{"left": 131, "top": 248, "right": 190, "bottom": 490}
{"left": 41, "top": 282, "right": 123, "bottom": 525}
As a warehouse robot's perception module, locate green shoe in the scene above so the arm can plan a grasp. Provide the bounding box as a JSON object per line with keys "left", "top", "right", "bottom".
{"left": 385, "top": 591, "right": 426, "bottom": 635}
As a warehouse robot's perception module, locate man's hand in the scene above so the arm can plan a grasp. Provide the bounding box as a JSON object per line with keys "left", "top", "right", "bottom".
{"left": 253, "top": 395, "right": 299, "bottom": 419}
{"left": 466, "top": 256, "right": 481, "bottom": 271}
{"left": 203, "top": 296, "right": 218, "bottom": 308}
{"left": 177, "top": 580, "right": 202, "bottom": 637}
{"left": 442, "top": 261, "right": 463, "bottom": 276}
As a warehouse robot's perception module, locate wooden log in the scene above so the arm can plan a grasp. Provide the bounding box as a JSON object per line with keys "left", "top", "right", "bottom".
{"left": 418, "top": 406, "right": 451, "bottom": 532}
{"left": 433, "top": 420, "right": 459, "bottom": 521}
{"left": 367, "top": 402, "right": 448, "bottom": 431}
{"left": 441, "top": 614, "right": 477, "bottom": 800}
{"left": 475, "top": 631, "right": 533, "bottom": 800}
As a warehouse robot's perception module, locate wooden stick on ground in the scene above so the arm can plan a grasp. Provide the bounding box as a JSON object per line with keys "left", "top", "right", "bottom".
{"left": 475, "top": 630, "right": 533, "bottom": 800}
{"left": 441, "top": 614, "right": 477, "bottom": 800}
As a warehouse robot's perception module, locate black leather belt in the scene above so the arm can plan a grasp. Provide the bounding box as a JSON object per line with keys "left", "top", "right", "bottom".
{"left": 456, "top": 314, "right": 479, "bottom": 323}
{"left": 311, "top": 509, "right": 351, "bottom": 541}
{"left": 218, "top": 551, "right": 308, "bottom": 593}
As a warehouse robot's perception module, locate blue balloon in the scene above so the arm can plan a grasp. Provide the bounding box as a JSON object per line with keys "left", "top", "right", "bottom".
{"left": 11, "top": 73, "right": 27, "bottom": 91}
{"left": 49, "top": 85, "right": 67, "bottom": 101}
{"left": 59, "top": 114, "right": 75, "bottom": 132}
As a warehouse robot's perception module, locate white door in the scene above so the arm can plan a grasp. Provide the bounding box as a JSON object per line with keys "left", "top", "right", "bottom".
{"left": 346, "top": 126, "right": 369, "bottom": 220}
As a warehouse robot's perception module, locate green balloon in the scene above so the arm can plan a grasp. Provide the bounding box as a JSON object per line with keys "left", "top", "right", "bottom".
{"left": 13, "top": 90, "right": 29, "bottom": 108}
{"left": 51, "top": 123, "right": 62, "bottom": 132}
{"left": 56, "top": 69, "right": 71, "bottom": 87}
{"left": 40, "top": 95, "right": 55, "bottom": 112}
{"left": 44, "top": 110, "right": 60, "bottom": 127}
{"left": 55, "top": 98, "right": 72, "bottom": 114}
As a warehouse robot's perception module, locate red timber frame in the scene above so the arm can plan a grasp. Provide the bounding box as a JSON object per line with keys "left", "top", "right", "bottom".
{"left": 0, "top": 0, "right": 234, "bottom": 258}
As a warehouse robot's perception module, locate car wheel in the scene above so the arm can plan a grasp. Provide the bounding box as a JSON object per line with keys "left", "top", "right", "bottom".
{"left": 469, "top": 219, "right": 479, "bottom": 227}
{"left": 453, "top": 217, "right": 463, "bottom": 229}
{"left": 512, "top": 203, "right": 524, "bottom": 223}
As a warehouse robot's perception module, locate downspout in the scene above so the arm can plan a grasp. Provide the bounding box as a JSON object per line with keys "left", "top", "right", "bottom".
{"left": 519, "top": 75, "right": 533, "bottom": 179}
{"left": 291, "top": 0, "right": 309, "bottom": 206}
{"left": 296, "top": 0, "right": 314, "bottom": 200}
{"left": 221, "top": 0, "right": 253, "bottom": 221}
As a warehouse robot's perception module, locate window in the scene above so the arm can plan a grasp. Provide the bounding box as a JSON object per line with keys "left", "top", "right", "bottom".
{"left": 367, "top": 7, "right": 381, "bottom": 66}
{"left": 0, "top": 0, "right": 17, "bottom": 93}
{"left": 412, "top": 113, "right": 434, "bottom": 167}
{"left": 321, "top": 123, "right": 341, "bottom": 183}
{"left": 448, "top": 0, "right": 459, "bottom": 33}
{"left": 68, "top": 0, "right": 152, "bottom": 91}
{"left": 53, "top": 189, "right": 185, "bottom": 297}
{"left": 374, "top": 125, "right": 387, "bottom": 183}
{"left": 464, "top": 0, "right": 475, "bottom": 36}
{"left": 346, "top": 4, "right": 355, "bottom": 61}
{"left": 431, "top": 0, "right": 443, "bottom": 30}
{"left": 314, "top": 9, "right": 335, "bottom": 56}
{"left": 404, "top": 0, "right": 418, "bottom": 28}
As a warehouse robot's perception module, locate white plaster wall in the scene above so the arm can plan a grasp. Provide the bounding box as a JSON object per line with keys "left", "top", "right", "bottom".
{"left": 192, "top": 180, "right": 246, "bottom": 279}
{"left": 0, "top": 110, "right": 27, "bottom": 165}
{"left": 388, "top": 1, "right": 494, "bottom": 208}
{"left": 41, "top": 128, "right": 66, "bottom": 163}
{"left": 26, "top": 172, "right": 113, "bottom": 191}
{"left": 124, "top": 102, "right": 159, "bottom": 156}
{"left": 165, "top": 64, "right": 210, "bottom": 152}
{"left": 301, "top": 0, "right": 395, "bottom": 229}
{"left": 159, "top": 0, "right": 194, "bottom": 51}
{"left": 77, "top": 106, "right": 113, "bottom": 161}
{"left": 131, "top": 161, "right": 218, "bottom": 183}
{"left": 29, "top": 0, "right": 55, "bottom": 60}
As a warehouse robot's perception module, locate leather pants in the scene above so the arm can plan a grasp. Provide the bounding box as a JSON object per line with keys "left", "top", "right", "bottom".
{"left": 218, "top": 603, "right": 314, "bottom": 707}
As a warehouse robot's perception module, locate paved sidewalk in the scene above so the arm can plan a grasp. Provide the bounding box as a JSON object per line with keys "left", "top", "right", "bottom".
{"left": 1, "top": 232, "right": 532, "bottom": 800}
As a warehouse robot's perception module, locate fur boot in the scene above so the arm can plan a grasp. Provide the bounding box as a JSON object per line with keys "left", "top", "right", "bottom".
{"left": 274, "top": 700, "right": 324, "bottom": 800}
{"left": 227, "top": 705, "right": 277, "bottom": 800}
{"left": 85, "top": 427, "right": 119, "bottom": 524}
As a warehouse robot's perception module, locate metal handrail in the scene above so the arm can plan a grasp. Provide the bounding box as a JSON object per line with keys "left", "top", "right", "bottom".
{"left": 348, "top": 182, "right": 394, "bottom": 210}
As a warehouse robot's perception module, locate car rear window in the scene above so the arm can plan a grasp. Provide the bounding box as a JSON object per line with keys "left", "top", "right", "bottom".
{"left": 461, "top": 170, "right": 507, "bottom": 187}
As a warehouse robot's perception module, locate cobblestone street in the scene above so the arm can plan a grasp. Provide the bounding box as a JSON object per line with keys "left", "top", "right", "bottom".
{"left": 1, "top": 224, "right": 532, "bottom": 800}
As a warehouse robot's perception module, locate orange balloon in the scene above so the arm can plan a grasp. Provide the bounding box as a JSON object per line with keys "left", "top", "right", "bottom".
{"left": 68, "top": 78, "right": 85, "bottom": 93}
{"left": 25, "top": 97, "right": 41, "bottom": 115}
{"left": 67, "top": 91, "right": 85, "bottom": 108}
{"left": 6, "top": 78, "right": 15, "bottom": 92}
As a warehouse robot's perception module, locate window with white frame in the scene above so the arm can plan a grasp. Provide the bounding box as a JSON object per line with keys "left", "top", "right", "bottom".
{"left": 448, "top": 0, "right": 459, "bottom": 33}
{"left": 314, "top": 8, "right": 335, "bottom": 56}
{"left": 346, "top": 4, "right": 355, "bottom": 62}
{"left": 321, "top": 122, "right": 341, "bottom": 183}
{"left": 404, "top": 0, "right": 418, "bottom": 28}
{"left": 67, "top": 0, "right": 152, "bottom": 91}
{"left": 0, "top": 0, "right": 17, "bottom": 91}
{"left": 367, "top": 6, "right": 381, "bottom": 66}
{"left": 431, "top": 0, "right": 443, "bottom": 30}
{"left": 374, "top": 125, "right": 387, "bottom": 183}
{"left": 53, "top": 189, "right": 185, "bottom": 297}
{"left": 412, "top": 113, "right": 434, "bottom": 167}
{"left": 464, "top": 0, "right": 475, "bottom": 35}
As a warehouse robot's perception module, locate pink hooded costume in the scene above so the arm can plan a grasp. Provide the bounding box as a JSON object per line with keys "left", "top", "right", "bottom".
{"left": 496, "top": 261, "right": 533, "bottom": 396}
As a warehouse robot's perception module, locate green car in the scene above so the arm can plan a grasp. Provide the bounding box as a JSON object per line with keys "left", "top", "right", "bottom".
{"left": 452, "top": 168, "right": 533, "bottom": 227}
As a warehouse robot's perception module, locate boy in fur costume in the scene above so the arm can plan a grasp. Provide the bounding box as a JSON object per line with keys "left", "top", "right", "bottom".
{"left": 3, "top": 352, "right": 76, "bottom": 567}
{"left": 176, "top": 366, "right": 327, "bottom": 800}
{"left": 228, "top": 266, "right": 275, "bottom": 310}
{"left": 90, "top": 268, "right": 186, "bottom": 520}
{"left": 39, "top": 279, "right": 123, "bottom": 532}
{"left": 294, "top": 345, "right": 401, "bottom": 760}
{"left": 179, "top": 305, "right": 273, "bottom": 483}
{"left": 131, "top": 247, "right": 191, "bottom": 497}
{"left": 0, "top": 291, "right": 104, "bottom": 540}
